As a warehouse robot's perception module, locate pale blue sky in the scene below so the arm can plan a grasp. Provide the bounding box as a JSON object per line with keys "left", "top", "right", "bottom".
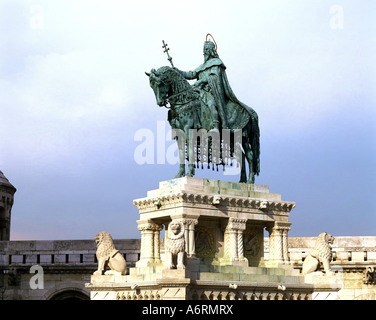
{"left": 0, "top": 0, "right": 375, "bottom": 240}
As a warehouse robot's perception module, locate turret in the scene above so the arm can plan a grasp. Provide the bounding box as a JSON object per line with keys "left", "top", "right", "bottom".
{"left": 0, "top": 170, "right": 16, "bottom": 240}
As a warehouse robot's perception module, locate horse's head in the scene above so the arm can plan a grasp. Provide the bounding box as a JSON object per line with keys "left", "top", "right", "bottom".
{"left": 145, "top": 67, "right": 171, "bottom": 107}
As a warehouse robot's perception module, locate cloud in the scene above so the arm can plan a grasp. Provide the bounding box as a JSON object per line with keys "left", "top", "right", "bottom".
{"left": 1, "top": 0, "right": 375, "bottom": 239}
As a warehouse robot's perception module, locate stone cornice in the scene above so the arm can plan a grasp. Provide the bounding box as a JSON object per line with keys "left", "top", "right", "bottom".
{"left": 133, "top": 192, "right": 295, "bottom": 213}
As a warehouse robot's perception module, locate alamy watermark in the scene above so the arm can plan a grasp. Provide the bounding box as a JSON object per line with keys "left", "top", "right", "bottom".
{"left": 134, "top": 121, "right": 243, "bottom": 176}
{"left": 329, "top": 5, "right": 344, "bottom": 30}
{"left": 29, "top": 265, "right": 44, "bottom": 289}
{"left": 30, "top": 4, "right": 44, "bottom": 30}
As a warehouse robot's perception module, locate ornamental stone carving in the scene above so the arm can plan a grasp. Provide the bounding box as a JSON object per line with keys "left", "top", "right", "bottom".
{"left": 243, "top": 230, "right": 261, "bottom": 259}
{"left": 222, "top": 218, "right": 247, "bottom": 264}
{"left": 136, "top": 221, "right": 163, "bottom": 267}
{"left": 165, "top": 220, "right": 186, "bottom": 269}
{"left": 266, "top": 222, "right": 291, "bottom": 265}
{"left": 302, "top": 232, "right": 335, "bottom": 276}
{"left": 181, "top": 218, "right": 198, "bottom": 257}
{"left": 195, "top": 226, "right": 215, "bottom": 258}
{"left": 93, "top": 231, "right": 127, "bottom": 275}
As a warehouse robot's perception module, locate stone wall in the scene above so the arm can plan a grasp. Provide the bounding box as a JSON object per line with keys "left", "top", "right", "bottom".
{"left": 0, "top": 236, "right": 375, "bottom": 300}
{"left": 267, "top": 236, "right": 376, "bottom": 300}
{"left": 0, "top": 239, "right": 141, "bottom": 300}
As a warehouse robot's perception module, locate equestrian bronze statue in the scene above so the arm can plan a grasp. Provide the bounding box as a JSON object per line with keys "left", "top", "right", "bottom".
{"left": 146, "top": 35, "right": 260, "bottom": 184}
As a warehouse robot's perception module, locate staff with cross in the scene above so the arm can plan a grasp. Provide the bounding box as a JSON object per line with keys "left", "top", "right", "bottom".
{"left": 162, "top": 40, "right": 174, "bottom": 67}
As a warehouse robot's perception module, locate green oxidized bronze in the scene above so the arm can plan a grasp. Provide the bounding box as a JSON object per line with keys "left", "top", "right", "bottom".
{"left": 146, "top": 35, "right": 260, "bottom": 183}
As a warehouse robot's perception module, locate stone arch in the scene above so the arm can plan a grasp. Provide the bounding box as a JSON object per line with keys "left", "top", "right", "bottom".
{"left": 50, "top": 290, "right": 89, "bottom": 300}
{"left": 44, "top": 285, "right": 89, "bottom": 300}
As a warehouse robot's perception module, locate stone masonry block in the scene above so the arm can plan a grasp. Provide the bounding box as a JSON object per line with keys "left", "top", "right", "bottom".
{"left": 10, "top": 255, "right": 23, "bottom": 264}
{"left": 54, "top": 254, "right": 67, "bottom": 263}
{"left": 83, "top": 254, "right": 95, "bottom": 263}
{"left": 25, "top": 255, "right": 37, "bottom": 264}
{"left": 39, "top": 254, "right": 52, "bottom": 264}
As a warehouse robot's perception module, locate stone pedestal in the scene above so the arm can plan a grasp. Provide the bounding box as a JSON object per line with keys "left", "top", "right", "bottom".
{"left": 86, "top": 177, "right": 339, "bottom": 300}
{"left": 134, "top": 177, "right": 295, "bottom": 268}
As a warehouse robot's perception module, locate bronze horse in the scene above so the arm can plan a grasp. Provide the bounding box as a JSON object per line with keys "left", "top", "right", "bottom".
{"left": 146, "top": 66, "right": 260, "bottom": 183}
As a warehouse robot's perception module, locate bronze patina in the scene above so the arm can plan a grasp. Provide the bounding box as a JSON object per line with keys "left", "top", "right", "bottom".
{"left": 146, "top": 35, "right": 260, "bottom": 183}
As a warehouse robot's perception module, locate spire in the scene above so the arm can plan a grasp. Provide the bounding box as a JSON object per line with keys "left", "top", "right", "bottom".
{"left": 0, "top": 170, "right": 16, "bottom": 240}
{"left": 0, "top": 170, "right": 16, "bottom": 192}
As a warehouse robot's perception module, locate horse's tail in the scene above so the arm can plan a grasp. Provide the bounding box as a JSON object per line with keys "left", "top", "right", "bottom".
{"left": 248, "top": 112, "right": 260, "bottom": 176}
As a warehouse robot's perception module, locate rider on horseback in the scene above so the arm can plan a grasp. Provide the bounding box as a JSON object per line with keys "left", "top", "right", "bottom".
{"left": 174, "top": 40, "right": 228, "bottom": 131}
{"left": 173, "top": 36, "right": 258, "bottom": 135}
{"left": 147, "top": 35, "right": 260, "bottom": 183}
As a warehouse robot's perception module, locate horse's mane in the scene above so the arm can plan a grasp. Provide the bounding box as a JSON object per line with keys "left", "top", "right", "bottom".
{"left": 156, "top": 66, "right": 191, "bottom": 94}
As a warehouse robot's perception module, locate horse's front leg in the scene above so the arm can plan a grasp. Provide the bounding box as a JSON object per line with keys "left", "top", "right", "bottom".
{"left": 175, "top": 164, "right": 185, "bottom": 178}
{"left": 175, "top": 139, "right": 186, "bottom": 178}
{"left": 185, "top": 123, "right": 195, "bottom": 177}
{"left": 187, "top": 164, "right": 195, "bottom": 177}
{"left": 173, "top": 127, "right": 186, "bottom": 178}
{"left": 186, "top": 138, "right": 196, "bottom": 177}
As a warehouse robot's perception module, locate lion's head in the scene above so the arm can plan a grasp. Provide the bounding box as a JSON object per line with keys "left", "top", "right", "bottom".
{"left": 312, "top": 232, "right": 334, "bottom": 260}
{"left": 95, "top": 231, "right": 116, "bottom": 259}
{"left": 169, "top": 220, "right": 183, "bottom": 236}
{"left": 166, "top": 220, "right": 185, "bottom": 254}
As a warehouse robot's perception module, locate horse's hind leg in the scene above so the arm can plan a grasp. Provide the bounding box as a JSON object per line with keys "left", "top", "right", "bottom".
{"left": 243, "top": 140, "right": 255, "bottom": 184}
{"left": 239, "top": 152, "right": 247, "bottom": 183}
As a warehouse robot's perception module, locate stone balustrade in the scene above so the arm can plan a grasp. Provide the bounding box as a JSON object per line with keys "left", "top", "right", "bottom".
{"left": 0, "top": 239, "right": 141, "bottom": 267}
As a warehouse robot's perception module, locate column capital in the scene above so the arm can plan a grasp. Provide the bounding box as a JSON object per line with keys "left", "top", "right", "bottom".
{"left": 181, "top": 218, "right": 198, "bottom": 228}
{"left": 266, "top": 222, "right": 291, "bottom": 233}
{"left": 137, "top": 220, "right": 163, "bottom": 232}
{"left": 227, "top": 218, "right": 247, "bottom": 231}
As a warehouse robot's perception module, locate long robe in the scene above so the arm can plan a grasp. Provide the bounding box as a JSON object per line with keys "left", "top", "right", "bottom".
{"left": 179, "top": 58, "right": 260, "bottom": 175}
{"left": 183, "top": 58, "right": 259, "bottom": 130}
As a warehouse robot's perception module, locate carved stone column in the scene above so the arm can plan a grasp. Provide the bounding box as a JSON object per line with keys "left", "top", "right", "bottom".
{"left": 266, "top": 222, "right": 291, "bottom": 265}
{"left": 282, "top": 227, "right": 290, "bottom": 263}
{"left": 154, "top": 224, "right": 163, "bottom": 263}
{"left": 222, "top": 218, "right": 247, "bottom": 265}
{"left": 182, "top": 218, "right": 198, "bottom": 257}
{"left": 137, "top": 221, "right": 163, "bottom": 267}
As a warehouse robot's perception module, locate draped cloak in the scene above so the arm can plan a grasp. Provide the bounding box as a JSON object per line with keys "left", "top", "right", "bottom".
{"left": 178, "top": 58, "right": 260, "bottom": 175}
{"left": 190, "top": 58, "right": 259, "bottom": 131}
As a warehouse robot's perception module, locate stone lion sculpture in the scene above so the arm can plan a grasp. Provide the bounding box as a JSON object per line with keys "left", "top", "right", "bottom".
{"left": 165, "top": 220, "right": 185, "bottom": 269}
{"left": 93, "top": 231, "right": 127, "bottom": 275}
{"left": 302, "top": 232, "right": 335, "bottom": 276}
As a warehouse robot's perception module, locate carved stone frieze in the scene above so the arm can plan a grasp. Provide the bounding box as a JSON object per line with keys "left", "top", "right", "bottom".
{"left": 134, "top": 192, "right": 295, "bottom": 214}
{"left": 243, "top": 230, "right": 261, "bottom": 258}
{"left": 195, "top": 226, "right": 215, "bottom": 258}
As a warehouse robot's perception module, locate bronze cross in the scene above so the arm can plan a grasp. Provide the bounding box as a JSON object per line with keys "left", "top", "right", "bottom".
{"left": 162, "top": 40, "right": 174, "bottom": 67}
